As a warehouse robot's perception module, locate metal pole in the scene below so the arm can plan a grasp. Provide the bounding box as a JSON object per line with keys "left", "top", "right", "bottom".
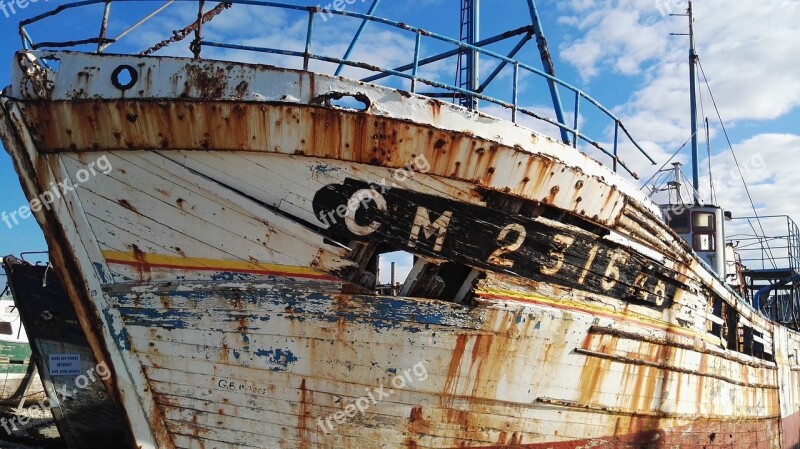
{"left": 512, "top": 62, "right": 519, "bottom": 123}
{"left": 411, "top": 31, "right": 421, "bottom": 93}
{"left": 191, "top": 0, "right": 204, "bottom": 59}
{"left": 688, "top": 1, "right": 700, "bottom": 203}
{"left": 527, "top": 0, "right": 569, "bottom": 145}
{"left": 390, "top": 262, "right": 396, "bottom": 295}
{"left": 102, "top": 0, "right": 177, "bottom": 52}
{"left": 97, "top": 1, "right": 111, "bottom": 53}
{"left": 476, "top": 33, "right": 532, "bottom": 93}
{"left": 470, "top": 0, "right": 479, "bottom": 109}
{"left": 335, "top": 0, "right": 381, "bottom": 76}
{"left": 361, "top": 26, "right": 530, "bottom": 83}
{"left": 304, "top": 11, "right": 314, "bottom": 71}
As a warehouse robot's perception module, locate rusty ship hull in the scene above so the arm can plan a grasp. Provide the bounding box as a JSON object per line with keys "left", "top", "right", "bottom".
{"left": 2, "top": 48, "right": 800, "bottom": 449}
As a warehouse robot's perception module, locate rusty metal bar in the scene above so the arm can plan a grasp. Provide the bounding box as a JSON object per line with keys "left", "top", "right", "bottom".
{"left": 588, "top": 325, "right": 778, "bottom": 370}
{"left": 573, "top": 91, "right": 580, "bottom": 148}
{"left": 613, "top": 120, "right": 619, "bottom": 173}
{"left": 512, "top": 62, "right": 519, "bottom": 123}
{"left": 139, "top": 2, "right": 228, "bottom": 56}
{"left": 96, "top": 1, "right": 112, "bottom": 53}
{"left": 536, "top": 397, "right": 781, "bottom": 421}
{"left": 20, "top": 28, "right": 33, "bottom": 50}
{"left": 303, "top": 10, "right": 314, "bottom": 71}
{"left": 31, "top": 38, "right": 114, "bottom": 49}
{"left": 576, "top": 348, "right": 777, "bottom": 389}
{"left": 191, "top": 0, "right": 205, "bottom": 59}
{"left": 411, "top": 32, "right": 421, "bottom": 93}
{"left": 101, "top": 1, "right": 178, "bottom": 52}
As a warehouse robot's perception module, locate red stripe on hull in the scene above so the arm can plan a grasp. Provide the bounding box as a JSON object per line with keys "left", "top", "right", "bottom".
{"left": 784, "top": 410, "right": 800, "bottom": 449}
{"left": 443, "top": 417, "right": 780, "bottom": 449}
{"left": 105, "top": 258, "right": 336, "bottom": 280}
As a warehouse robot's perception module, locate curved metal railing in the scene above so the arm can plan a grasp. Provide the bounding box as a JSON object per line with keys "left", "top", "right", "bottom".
{"left": 18, "top": 0, "right": 656, "bottom": 178}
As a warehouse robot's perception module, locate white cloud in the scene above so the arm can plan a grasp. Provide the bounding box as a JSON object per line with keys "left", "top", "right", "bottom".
{"left": 705, "top": 133, "right": 800, "bottom": 217}
{"left": 560, "top": 0, "right": 800, "bottom": 128}
{"left": 559, "top": 1, "right": 671, "bottom": 82}
{"left": 555, "top": 0, "right": 800, "bottom": 212}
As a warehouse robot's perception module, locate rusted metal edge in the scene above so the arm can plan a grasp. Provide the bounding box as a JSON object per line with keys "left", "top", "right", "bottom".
{"left": 588, "top": 325, "right": 777, "bottom": 370}
{"left": 0, "top": 99, "right": 170, "bottom": 447}
{"left": 535, "top": 397, "right": 781, "bottom": 421}
{"left": 575, "top": 348, "right": 777, "bottom": 390}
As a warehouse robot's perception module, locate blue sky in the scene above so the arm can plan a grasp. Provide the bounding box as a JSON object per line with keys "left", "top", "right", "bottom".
{"left": 0, "top": 0, "right": 798, "bottom": 282}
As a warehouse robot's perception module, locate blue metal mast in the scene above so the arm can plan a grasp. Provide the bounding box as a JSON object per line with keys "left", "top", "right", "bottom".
{"left": 687, "top": 1, "right": 700, "bottom": 204}
{"left": 688, "top": 1, "right": 701, "bottom": 204}
{"left": 527, "top": 0, "right": 569, "bottom": 145}
{"left": 458, "top": 0, "right": 479, "bottom": 109}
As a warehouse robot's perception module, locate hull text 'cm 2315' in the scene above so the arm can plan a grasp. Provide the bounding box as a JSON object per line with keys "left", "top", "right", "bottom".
{"left": 0, "top": 1, "right": 797, "bottom": 448}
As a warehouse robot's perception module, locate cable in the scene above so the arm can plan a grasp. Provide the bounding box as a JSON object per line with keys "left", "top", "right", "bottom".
{"left": 640, "top": 130, "right": 697, "bottom": 191}
{"left": 706, "top": 118, "right": 716, "bottom": 204}
{"left": 698, "top": 59, "right": 778, "bottom": 269}
{"left": 695, "top": 64, "right": 717, "bottom": 204}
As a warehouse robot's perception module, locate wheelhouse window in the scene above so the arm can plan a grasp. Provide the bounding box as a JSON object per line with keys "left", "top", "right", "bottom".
{"left": 693, "top": 233, "right": 715, "bottom": 251}
{"left": 666, "top": 210, "right": 690, "bottom": 234}
{"left": 692, "top": 211, "right": 715, "bottom": 232}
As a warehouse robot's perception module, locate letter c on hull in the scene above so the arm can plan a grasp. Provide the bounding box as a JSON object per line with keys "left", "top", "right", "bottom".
{"left": 345, "top": 189, "right": 387, "bottom": 236}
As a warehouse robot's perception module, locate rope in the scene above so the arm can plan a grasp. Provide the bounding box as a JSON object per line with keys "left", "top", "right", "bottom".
{"left": 140, "top": 2, "right": 231, "bottom": 56}
{"left": 698, "top": 59, "right": 778, "bottom": 269}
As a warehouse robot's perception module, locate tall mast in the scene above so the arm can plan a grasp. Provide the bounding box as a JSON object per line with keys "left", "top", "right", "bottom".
{"left": 471, "top": 0, "right": 479, "bottom": 108}
{"left": 688, "top": 1, "right": 700, "bottom": 204}
{"left": 458, "top": 0, "right": 479, "bottom": 109}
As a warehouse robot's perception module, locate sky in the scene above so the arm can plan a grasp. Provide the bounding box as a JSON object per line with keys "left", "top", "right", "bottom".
{"left": 0, "top": 0, "right": 798, "bottom": 284}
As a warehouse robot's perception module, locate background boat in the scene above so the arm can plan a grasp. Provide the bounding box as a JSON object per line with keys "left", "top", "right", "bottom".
{"left": 2, "top": 255, "right": 133, "bottom": 449}
{"left": 0, "top": 291, "right": 41, "bottom": 406}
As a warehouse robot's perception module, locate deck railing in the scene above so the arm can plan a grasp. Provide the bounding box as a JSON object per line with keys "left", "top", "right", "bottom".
{"left": 18, "top": 0, "right": 656, "bottom": 178}
{"left": 731, "top": 215, "right": 800, "bottom": 272}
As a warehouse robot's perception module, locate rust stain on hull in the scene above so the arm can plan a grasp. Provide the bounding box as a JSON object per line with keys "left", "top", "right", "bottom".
{"left": 19, "top": 100, "right": 626, "bottom": 227}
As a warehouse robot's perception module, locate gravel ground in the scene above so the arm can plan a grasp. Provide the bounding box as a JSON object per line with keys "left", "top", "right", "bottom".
{"left": 0, "top": 404, "right": 64, "bottom": 449}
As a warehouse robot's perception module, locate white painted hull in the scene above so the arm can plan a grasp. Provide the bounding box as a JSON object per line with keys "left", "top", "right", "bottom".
{"left": 0, "top": 51, "right": 797, "bottom": 448}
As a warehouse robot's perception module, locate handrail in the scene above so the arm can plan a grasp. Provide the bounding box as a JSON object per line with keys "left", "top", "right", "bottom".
{"left": 732, "top": 216, "right": 800, "bottom": 272}
{"left": 18, "top": 0, "right": 656, "bottom": 178}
